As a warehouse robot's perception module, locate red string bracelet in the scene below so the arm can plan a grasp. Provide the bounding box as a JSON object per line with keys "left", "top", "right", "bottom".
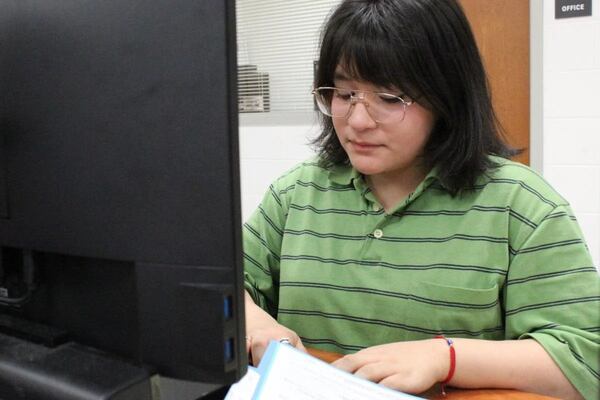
{"left": 434, "top": 335, "right": 456, "bottom": 396}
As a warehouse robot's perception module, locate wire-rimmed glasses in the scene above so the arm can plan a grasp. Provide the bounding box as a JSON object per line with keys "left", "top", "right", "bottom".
{"left": 312, "top": 87, "right": 414, "bottom": 123}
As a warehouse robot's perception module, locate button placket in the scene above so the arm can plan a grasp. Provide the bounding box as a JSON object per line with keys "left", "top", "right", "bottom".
{"left": 369, "top": 211, "right": 391, "bottom": 242}
{"left": 358, "top": 209, "right": 387, "bottom": 261}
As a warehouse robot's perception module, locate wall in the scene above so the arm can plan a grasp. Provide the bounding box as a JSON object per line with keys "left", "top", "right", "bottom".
{"left": 542, "top": 0, "right": 600, "bottom": 265}
{"left": 239, "top": 118, "right": 317, "bottom": 218}
{"left": 236, "top": 0, "right": 335, "bottom": 215}
{"left": 237, "top": 0, "right": 340, "bottom": 112}
{"left": 239, "top": 0, "right": 600, "bottom": 267}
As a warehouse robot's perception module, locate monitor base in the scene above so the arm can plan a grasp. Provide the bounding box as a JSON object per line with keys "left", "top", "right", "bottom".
{"left": 0, "top": 332, "right": 156, "bottom": 400}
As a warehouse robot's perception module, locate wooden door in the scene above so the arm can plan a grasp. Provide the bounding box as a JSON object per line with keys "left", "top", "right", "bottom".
{"left": 458, "top": 0, "right": 530, "bottom": 165}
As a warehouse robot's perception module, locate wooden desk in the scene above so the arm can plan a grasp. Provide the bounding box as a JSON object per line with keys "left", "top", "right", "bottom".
{"left": 306, "top": 348, "right": 559, "bottom": 400}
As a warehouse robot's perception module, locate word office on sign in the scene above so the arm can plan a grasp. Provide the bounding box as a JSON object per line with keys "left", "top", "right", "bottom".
{"left": 555, "top": 0, "right": 593, "bottom": 18}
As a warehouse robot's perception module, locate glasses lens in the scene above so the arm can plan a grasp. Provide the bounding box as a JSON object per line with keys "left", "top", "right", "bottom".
{"left": 313, "top": 88, "right": 408, "bottom": 122}
{"left": 313, "top": 88, "right": 353, "bottom": 118}
{"left": 371, "top": 93, "right": 407, "bottom": 122}
{"left": 313, "top": 89, "right": 329, "bottom": 115}
{"left": 313, "top": 88, "right": 337, "bottom": 117}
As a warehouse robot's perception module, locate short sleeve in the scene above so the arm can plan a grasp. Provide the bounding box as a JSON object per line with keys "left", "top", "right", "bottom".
{"left": 243, "top": 176, "right": 294, "bottom": 317}
{"left": 504, "top": 204, "right": 600, "bottom": 400}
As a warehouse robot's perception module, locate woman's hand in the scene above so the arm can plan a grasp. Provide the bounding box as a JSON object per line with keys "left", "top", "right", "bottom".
{"left": 246, "top": 321, "right": 306, "bottom": 366}
{"left": 332, "top": 339, "right": 449, "bottom": 394}
{"left": 245, "top": 291, "right": 306, "bottom": 366}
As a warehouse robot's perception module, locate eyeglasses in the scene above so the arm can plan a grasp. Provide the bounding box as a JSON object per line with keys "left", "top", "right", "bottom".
{"left": 312, "top": 86, "right": 413, "bottom": 123}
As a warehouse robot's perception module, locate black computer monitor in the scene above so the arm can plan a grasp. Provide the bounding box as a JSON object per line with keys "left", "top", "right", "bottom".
{"left": 0, "top": 0, "right": 246, "bottom": 398}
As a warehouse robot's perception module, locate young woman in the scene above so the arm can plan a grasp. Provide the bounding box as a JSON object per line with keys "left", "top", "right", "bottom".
{"left": 243, "top": 1, "right": 599, "bottom": 399}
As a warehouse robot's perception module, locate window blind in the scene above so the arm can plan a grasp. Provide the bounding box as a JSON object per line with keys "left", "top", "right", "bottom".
{"left": 236, "top": 0, "right": 340, "bottom": 113}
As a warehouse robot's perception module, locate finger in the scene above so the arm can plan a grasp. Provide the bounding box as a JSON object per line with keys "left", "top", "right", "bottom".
{"left": 250, "top": 346, "right": 264, "bottom": 367}
{"left": 276, "top": 333, "right": 306, "bottom": 352}
{"left": 331, "top": 347, "right": 381, "bottom": 372}
{"left": 332, "top": 353, "right": 364, "bottom": 373}
{"left": 354, "top": 362, "right": 395, "bottom": 383}
{"left": 250, "top": 341, "right": 269, "bottom": 367}
{"left": 295, "top": 338, "right": 307, "bottom": 353}
{"left": 245, "top": 336, "right": 252, "bottom": 354}
{"left": 278, "top": 337, "right": 293, "bottom": 346}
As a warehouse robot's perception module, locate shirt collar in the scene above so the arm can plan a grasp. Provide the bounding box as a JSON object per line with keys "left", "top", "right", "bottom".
{"left": 328, "top": 162, "right": 446, "bottom": 213}
{"left": 328, "top": 162, "right": 361, "bottom": 186}
{"left": 421, "top": 165, "right": 442, "bottom": 188}
{"left": 410, "top": 165, "right": 442, "bottom": 200}
{"left": 328, "top": 162, "right": 442, "bottom": 189}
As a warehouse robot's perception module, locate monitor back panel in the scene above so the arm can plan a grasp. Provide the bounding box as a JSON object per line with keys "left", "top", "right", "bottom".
{"left": 0, "top": 0, "right": 241, "bottom": 268}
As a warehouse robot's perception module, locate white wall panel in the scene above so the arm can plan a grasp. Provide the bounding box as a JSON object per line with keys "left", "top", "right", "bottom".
{"left": 544, "top": 118, "right": 600, "bottom": 164}
{"left": 543, "top": 0, "right": 600, "bottom": 266}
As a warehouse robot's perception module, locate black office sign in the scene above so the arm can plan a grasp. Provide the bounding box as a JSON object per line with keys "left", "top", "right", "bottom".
{"left": 556, "top": 0, "right": 592, "bottom": 19}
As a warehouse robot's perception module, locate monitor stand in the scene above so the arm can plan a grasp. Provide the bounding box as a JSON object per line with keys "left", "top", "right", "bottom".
{"left": 0, "top": 315, "right": 235, "bottom": 400}
{"left": 0, "top": 330, "right": 156, "bottom": 400}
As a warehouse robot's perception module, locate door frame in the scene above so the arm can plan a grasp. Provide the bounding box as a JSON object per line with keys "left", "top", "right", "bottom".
{"left": 530, "top": 0, "right": 544, "bottom": 173}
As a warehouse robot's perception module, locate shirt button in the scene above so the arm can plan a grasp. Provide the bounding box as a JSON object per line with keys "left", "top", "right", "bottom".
{"left": 373, "top": 229, "right": 383, "bottom": 239}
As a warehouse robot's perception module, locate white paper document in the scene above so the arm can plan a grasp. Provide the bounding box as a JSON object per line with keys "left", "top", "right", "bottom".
{"left": 225, "top": 341, "right": 424, "bottom": 400}
{"left": 224, "top": 367, "right": 260, "bottom": 400}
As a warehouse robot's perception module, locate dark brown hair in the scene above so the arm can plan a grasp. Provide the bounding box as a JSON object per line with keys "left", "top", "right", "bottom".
{"left": 312, "top": 0, "right": 517, "bottom": 194}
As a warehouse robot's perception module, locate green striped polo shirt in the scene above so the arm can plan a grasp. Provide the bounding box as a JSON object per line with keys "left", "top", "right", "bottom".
{"left": 243, "top": 156, "right": 600, "bottom": 399}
